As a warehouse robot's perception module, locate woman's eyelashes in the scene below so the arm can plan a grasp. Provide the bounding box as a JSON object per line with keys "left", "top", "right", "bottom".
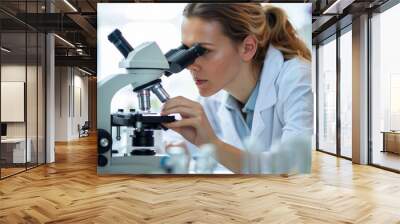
{"left": 202, "top": 49, "right": 212, "bottom": 56}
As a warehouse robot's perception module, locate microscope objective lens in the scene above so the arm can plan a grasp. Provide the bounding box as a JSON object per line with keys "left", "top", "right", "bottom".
{"left": 137, "top": 89, "right": 151, "bottom": 111}
{"left": 151, "top": 83, "right": 170, "bottom": 103}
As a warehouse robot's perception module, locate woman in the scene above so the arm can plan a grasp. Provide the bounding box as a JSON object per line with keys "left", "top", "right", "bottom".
{"left": 161, "top": 3, "right": 313, "bottom": 174}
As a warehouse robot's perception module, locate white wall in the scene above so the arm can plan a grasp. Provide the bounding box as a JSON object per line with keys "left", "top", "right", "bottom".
{"left": 1, "top": 65, "right": 26, "bottom": 138}
{"left": 54, "top": 67, "right": 89, "bottom": 141}
{"left": 55, "top": 66, "right": 68, "bottom": 141}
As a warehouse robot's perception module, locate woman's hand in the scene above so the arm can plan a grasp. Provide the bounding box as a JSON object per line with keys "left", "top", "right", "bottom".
{"left": 161, "top": 96, "right": 218, "bottom": 147}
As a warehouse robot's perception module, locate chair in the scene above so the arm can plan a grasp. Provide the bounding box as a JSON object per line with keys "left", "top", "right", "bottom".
{"left": 79, "top": 121, "right": 90, "bottom": 138}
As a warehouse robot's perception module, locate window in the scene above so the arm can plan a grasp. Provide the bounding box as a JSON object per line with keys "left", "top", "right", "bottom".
{"left": 340, "top": 28, "right": 352, "bottom": 158}
{"left": 312, "top": 45, "right": 317, "bottom": 150}
{"left": 371, "top": 3, "right": 400, "bottom": 171}
{"left": 317, "top": 37, "right": 337, "bottom": 155}
{"left": 0, "top": 1, "right": 47, "bottom": 179}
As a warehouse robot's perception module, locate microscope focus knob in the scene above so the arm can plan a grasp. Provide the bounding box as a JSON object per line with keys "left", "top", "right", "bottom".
{"left": 100, "top": 138, "right": 109, "bottom": 147}
{"left": 98, "top": 129, "right": 112, "bottom": 154}
{"left": 98, "top": 155, "right": 108, "bottom": 167}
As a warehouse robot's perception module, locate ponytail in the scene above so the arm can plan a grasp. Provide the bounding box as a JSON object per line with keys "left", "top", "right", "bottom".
{"left": 258, "top": 5, "right": 311, "bottom": 63}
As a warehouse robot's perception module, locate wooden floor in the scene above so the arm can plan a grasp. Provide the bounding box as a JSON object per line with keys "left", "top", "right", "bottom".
{"left": 1, "top": 135, "right": 400, "bottom": 223}
{"left": 1, "top": 164, "right": 44, "bottom": 178}
{"left": 0, "top": 167, "right": 26, "bottom": 178}
{"left": 373, "top": 150, "right": 400, "bottom": 171}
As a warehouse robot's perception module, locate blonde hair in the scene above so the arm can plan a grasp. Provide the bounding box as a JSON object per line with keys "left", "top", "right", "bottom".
{"left": 183, "top": 3, "right": 311, "bottom": 69}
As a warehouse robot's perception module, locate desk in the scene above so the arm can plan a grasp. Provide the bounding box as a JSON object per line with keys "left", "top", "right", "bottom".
{"left": 381, "top": 131, "right": 400, "bottom": 154}
{"left": 1, "top": 138, "right": 31, "bottom": 163}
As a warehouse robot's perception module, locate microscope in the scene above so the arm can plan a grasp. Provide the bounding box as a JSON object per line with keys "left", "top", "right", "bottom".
{"left": 97, "top": 29, "right": 206, "bottom": 174}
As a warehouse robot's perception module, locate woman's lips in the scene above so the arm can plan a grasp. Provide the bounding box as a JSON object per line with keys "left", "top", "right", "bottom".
{"left": 195, "top": 79, "right": 208, "bottom": 86}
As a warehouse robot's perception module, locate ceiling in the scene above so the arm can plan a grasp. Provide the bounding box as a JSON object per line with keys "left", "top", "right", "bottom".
{"left": 312, "top": 0, "right": 391, "bottom": 44}
{"left": 0, "top": 0, "right": 98, "bottom": 74}
{"left": 0, "top": 0, "right": 395, "bottom": 75}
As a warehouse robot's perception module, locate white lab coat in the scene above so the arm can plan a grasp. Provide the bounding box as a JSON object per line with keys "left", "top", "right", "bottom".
{"left": 163, "top": 45, "right": 313, "bottom": 174}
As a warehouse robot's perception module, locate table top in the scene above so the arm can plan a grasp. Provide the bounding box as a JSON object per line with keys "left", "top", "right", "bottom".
{"left": 381, "top": 131, "right": 400, "bottom": 134}
{"left": 1, "top": 138, "right": 28, "bottom": 143}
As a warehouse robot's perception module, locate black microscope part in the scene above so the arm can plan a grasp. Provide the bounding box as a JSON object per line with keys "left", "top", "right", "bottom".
{"left": 116, "top": 126, "right": 121, "bottom": 141}
{"left": 111, "top": 112, "right": 176, "bottom": 130}
{"left": 98, "top": 155, "right": 108, "bottom": 167}
{"left": 165, "top": 43, "right": 207, "bottom": 75}
{"left": 131, "top": 148, "right": 156, "bottom": 156}
{"left": 164, "top": 44, "right": 187, "bottom": 59}
{"left": 98, "top": 129, "right": 113, "bottom": 154}
{"left": 108, "top": 28, "right": 206, "bottom": 75}
{"left": 132, "top": 130, "right": 154, "bottom": 147}
{"left": 132, "top": 79, "right": 161, "bottom": 92}
{"left": 108, "top": 29, "right": 134, "bottom": 58}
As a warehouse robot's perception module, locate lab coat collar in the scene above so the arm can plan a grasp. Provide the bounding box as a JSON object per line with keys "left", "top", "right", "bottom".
{"left": 251, "top": 45, "right": 283, "bottom": 140}
{"left": 222, "top": 93, "right": 240, "bottom": 111}
{"left": 255, "top": 45, "right": 283, "bottom": 112}
{"left": 217, "top": 92, "right": 244, "bottom": 149}
{"left": 242, "top": 80, "right": 260, "bottom": 113}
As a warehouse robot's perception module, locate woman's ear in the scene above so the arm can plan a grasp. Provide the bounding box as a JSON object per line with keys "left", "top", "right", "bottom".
{"left": 239, "top": 35, "right": 258, "bottom": 62}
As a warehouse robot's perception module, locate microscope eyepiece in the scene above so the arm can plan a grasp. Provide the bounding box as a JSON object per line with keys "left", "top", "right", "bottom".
{"left": 165, "top": 43, "right": 207, "bottom": 75}
{"left": 190, "top": 43, "right": 208, "bottom": 56}
{"left": 108, "top": 29, "right": 134, "bottom": 58}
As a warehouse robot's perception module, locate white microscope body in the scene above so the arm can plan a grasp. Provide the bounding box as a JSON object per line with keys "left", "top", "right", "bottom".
{"left": 97, "top": 29, "right": 206, "bottom": 174}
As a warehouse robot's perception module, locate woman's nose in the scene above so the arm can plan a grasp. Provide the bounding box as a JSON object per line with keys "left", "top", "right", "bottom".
{"left": 187, "top": 59, "right": 200, "bottom": 72}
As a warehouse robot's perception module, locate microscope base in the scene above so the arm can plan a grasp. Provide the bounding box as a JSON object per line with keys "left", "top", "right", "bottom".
{"left": 130, "top": 148, "right": 156, "bottom": 156}
{"left": 97, "top": 154, "right": 168, "bottom": 174}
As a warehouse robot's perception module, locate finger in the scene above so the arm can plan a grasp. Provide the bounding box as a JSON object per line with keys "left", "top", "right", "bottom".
{"left": 161, "top": 106, "right": 199, "bottom": 117}
{"left": 162, "top": 123, "right": 182, "bottom": 132}
{"left": 162, "top": 96, "right": 199, "bottom": 112}
{"left": 163, "top": 126, "right": 184, "bottom": 137}
{"left": 168, "top": 126, "right": 182, "bottom": 133}
{"left": 162, "top": 100, "right": 189, "bottom": 113}
{"left": 163, "top": 118, "right": 198, "bottom": 129}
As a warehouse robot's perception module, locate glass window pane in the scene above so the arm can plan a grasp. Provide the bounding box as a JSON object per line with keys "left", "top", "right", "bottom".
{"left": 27, "top": 31, "right": 38, "bottom": 169}
{"left": 340, "top": 29, "right": 352, "bottom": 158}
{"left": 1, "top": 0, "right": 46, "bottom": 179}
{"left": 318, "top": 37, "right": 337, "bottom": 154}
{"left": 312, "top": 45, "right": 317, "bottom": 150}
{"left": 38, "top": 32, "right": 45, "bottom": 165}
{"left": 1, "top": 30, "right": 27, "bottom": 177}
{"left": 371, "top": 3, "right": 400, "bottom": 171}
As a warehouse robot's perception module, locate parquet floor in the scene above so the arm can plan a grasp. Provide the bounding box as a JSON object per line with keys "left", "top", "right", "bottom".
{"left": 1, "top": 167, "right": 26, "bottom": 178}
{"left": 1, "top": 134, "right": 400, "bottom": 223}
